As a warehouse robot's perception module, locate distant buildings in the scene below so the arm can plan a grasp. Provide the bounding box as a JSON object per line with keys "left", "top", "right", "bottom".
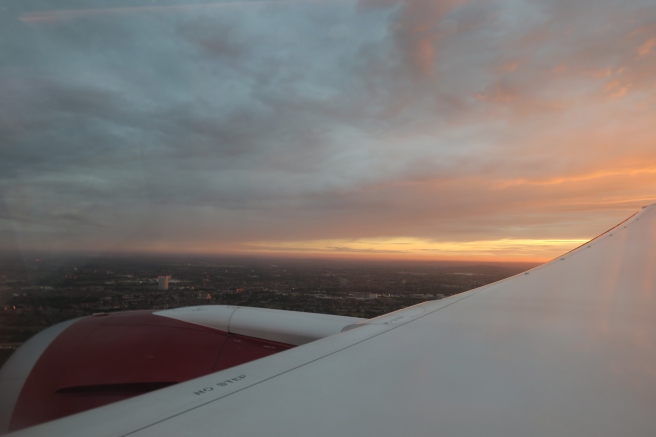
{"left": 351, "top": 292, "right": 378, "bottom": 300}
{"left": 157, "top": 275, "right": 171, "bottom": 291}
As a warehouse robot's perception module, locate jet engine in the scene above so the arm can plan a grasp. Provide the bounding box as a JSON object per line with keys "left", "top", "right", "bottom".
{"left": 0, "top": 306, "right": 362, "bottom": 434}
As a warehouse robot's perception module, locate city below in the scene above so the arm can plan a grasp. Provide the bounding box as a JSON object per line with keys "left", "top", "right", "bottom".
{"left": 0, "top": 253, "right": 538, "bottom": 367}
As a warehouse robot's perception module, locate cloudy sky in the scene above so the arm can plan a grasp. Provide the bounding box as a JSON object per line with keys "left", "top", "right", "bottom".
{"left": 1, "top": 0, "right": 655, "bottom": 261}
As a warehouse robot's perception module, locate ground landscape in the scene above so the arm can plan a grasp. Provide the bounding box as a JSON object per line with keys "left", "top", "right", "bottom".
{"left": 0, "top": 254, "right": 537, "bottom": 367}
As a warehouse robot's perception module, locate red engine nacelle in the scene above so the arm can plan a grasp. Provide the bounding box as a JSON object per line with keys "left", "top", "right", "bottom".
{"left": 1, "top": 310, "right": 293, "bottom": 433}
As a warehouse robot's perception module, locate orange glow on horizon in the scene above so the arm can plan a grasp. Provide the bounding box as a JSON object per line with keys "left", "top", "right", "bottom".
{"left": 97, "top": 246, "right": 553, "bottom": 264}
{"left": 104, "top": 237, "right": 587, "bottom": 264}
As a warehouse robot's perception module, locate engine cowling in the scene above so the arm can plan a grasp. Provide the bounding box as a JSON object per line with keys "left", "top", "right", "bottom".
{"left": 0, "top": 306, "right": 362, "bottom": 434}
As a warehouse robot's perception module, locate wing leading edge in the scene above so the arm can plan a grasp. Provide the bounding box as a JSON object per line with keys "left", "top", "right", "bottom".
{"left": 9, "top": 205, "right": 656, "bottom": 437}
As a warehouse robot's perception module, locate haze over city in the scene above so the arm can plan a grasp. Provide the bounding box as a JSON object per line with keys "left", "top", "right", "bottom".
{"left": 2, "top": 0, "right": 656, "bottom": 262}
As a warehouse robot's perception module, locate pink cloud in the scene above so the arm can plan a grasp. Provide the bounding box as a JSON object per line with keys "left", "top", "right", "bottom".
{"left": 361, "top": 0, "right": 466, "bottom": 78}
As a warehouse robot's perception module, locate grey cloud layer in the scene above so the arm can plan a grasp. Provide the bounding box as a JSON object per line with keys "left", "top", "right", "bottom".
{"left": 1, "top": 0, "right": 655, "bottom": 253}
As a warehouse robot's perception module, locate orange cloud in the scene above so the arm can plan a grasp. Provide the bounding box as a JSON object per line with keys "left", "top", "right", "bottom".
{"left": 638, "top": 37, "right": 656, "bottom": 57}
{"left": 591, "top": 68, "right": 612, "bottom": 78}
{"left": 390, "top": 0, "right": 465, "bottom": 77}
{"left": 495, "top": 167, "right": 656, "bottom": 189}
{"left": 605, "top": 79, "right": 633, "bottom": 97}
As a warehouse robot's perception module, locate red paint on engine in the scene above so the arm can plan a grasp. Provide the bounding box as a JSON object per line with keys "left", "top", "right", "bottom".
{"left": 8, "top": 311, "right": 293, "bottom": 432}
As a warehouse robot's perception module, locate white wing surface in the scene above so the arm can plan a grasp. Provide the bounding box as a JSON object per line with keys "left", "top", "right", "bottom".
{"left": 9, "top": 205, "right": 656, "bottom": 437}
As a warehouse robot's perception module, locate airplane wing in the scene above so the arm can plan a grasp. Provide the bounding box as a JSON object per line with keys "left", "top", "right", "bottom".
{"left": 5, "top": 204, "right": 656, "bottom": 436}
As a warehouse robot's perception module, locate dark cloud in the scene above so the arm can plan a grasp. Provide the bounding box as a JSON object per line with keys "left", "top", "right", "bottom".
{"left": 1, "top": 0, "right": 655, "bottom": 258}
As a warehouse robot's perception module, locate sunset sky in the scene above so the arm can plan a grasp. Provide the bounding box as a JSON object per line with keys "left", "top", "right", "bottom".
{"left": 1, "top": 0, "right": 656, "bottom": 262}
